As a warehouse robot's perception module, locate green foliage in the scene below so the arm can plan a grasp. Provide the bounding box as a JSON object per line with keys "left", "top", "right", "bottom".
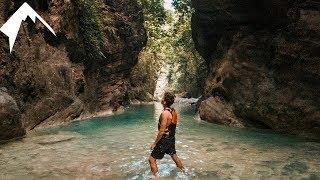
{"left": 172, "top": 0, "right": 192, "bottom": 14}
{"left": 131, "top": 0, "right": 207, "bottom": 99}
{"left": 130, "top": 0, "right": 168, "bottom": 98}
{"left": 166, "top": 2, "right": 207, "bottom": 97}
{"left": 77, "top": 0, "right": 104, "bottom": 60}
{"left": 139, "top": 0, "right": 167, "bottom": 38}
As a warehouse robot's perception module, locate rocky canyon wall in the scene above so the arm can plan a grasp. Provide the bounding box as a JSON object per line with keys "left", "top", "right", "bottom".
{"left": 192, "top": 0, "right": 320, "bottom": 139}
{"left": 0, "top": 0, "right": 146, "bottom": 141}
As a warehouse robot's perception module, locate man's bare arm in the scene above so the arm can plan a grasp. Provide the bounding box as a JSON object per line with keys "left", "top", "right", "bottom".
{"left": 153, "top": 112, "right": 168, "bottom": 145}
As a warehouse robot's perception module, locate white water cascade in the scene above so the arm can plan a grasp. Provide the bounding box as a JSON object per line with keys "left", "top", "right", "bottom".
{"left": 153, "top": 64, "right": 170, "bottom": 101}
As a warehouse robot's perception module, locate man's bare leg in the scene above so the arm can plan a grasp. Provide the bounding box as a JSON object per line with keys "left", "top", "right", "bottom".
{"left": 170, "top": 154, "right": 184, "bottom": 171}
{"left": 148, "top": 156, "right": 158, "bottom": 175}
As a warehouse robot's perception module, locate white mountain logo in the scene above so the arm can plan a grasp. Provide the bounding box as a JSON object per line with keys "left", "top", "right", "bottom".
{"left": 0, "top": 2, "right": 56, "bottom": 53}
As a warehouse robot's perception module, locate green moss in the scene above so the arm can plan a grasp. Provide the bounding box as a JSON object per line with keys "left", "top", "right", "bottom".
{"left": 77, "top": 0, "right": 104, "bottom": 60}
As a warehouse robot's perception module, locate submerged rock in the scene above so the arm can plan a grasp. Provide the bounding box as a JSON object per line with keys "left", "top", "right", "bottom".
{"left": 282, "top": 161, "right": 309, "bottom": 175}
{"left": 192, "top": 0, "right": 320, "bottom": 139}
{"left": 0, "top": 88, "right": 25, "bottom": 141}
{"left": 36, "top": 134, "right": 76, "bottom": 145}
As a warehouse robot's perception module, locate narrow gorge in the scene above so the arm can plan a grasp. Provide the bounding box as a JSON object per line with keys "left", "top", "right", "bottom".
{"left": 0, "top": 0, "right": 320, "bottom": 178}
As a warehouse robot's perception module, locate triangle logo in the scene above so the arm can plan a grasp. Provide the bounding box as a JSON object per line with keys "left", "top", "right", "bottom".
{"left": 0, "top": 2, "right": 56, "bottom": 53}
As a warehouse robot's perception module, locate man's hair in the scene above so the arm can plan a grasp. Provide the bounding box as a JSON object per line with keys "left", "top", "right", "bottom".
{"left": 163, "top": 92, "right": 175, "bottom": 106}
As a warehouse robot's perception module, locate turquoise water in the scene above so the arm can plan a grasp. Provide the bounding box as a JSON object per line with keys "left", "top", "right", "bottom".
{"left": 0, "top": 103, "right": 319, "bottom": 179}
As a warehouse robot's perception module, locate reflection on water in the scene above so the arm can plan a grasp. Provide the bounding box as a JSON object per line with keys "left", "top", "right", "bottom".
{"left": 0, "top": 103, "right": 320, "bottom": 179}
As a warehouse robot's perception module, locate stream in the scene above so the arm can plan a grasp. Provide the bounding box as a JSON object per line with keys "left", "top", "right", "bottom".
{"left": 0, "top": 103, "right": 319, "bottom": 179}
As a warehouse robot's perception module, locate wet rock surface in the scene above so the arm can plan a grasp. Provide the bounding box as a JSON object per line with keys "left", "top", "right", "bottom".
{"left": 192, "top": 0, "right": 320, "bottom": 139}
{"left": 0, "top": 0, "right": 146, "bottom": 139}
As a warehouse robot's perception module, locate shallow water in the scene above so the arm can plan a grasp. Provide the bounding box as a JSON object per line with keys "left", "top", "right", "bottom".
{"left": 0, "top": 103, "right": 319, "bottom": 179}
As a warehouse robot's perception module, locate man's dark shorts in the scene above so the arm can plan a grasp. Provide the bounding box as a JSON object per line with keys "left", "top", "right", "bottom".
{"left": 151, "top": 137, "right": 176, "bottom": 159}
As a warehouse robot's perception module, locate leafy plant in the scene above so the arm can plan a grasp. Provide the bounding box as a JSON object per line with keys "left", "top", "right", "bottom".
{"left": 76, "top": 0, "right": 104, "bottom": 61}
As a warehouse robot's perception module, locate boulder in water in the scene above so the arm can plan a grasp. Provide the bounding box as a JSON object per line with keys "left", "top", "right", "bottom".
{"left": 0, "top": 88, "right": 25, "bottom": 141}
{"left": 199, "top": 97, "right": 245, "bottom": 128}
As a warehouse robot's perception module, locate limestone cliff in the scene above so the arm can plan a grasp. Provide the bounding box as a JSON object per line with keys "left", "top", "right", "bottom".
{"left": 192, "top": 0, "right": 320, "bottom": 139}
{"left": 0, "top": 0, "right": 146, "bottom": 140}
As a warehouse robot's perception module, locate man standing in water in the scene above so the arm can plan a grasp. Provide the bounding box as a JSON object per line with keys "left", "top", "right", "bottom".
{"left": 148, "top": 92, "right": 184, "bottom": 176}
